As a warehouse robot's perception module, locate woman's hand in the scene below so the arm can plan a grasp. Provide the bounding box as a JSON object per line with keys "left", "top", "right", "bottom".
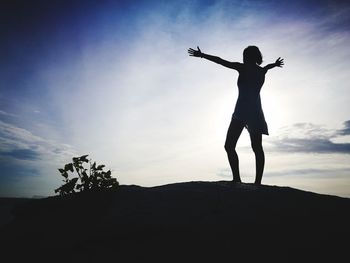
{"left": 188, "top": 46, "right": 203, "bottom": 58}
{"left": 275, "top": 57, "right": 284, "bottom": 67}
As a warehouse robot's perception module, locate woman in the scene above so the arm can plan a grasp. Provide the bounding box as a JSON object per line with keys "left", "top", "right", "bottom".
{"left": 188, "top": 46, "right": 284, "bottom": 185}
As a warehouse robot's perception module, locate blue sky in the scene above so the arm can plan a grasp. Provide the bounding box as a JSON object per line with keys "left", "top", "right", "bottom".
{"left": 1, "top": 0, "right": 350, "bottom": 197}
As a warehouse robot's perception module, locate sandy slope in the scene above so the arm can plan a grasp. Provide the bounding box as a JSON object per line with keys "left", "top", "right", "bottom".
{"left": 1, "top": 181, "right": 349, "bottom": 261}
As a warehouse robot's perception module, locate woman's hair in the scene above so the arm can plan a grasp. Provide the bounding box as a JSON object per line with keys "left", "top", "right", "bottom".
{"left": 243, "top": 46, "right": 263, "bottom": 65}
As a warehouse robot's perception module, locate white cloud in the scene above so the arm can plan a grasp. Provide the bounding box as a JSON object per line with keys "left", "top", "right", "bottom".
{"left": 0, "top": 120, "right": 76, "bottom": 162}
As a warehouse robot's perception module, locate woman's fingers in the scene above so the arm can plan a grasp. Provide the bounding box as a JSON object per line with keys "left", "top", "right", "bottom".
{"left": 188, "top": 47, "right": 201, "bottom": 57}
{"left": 188, "top": 46, "right": 202, "bottom": 57}
{"left": 275, "top": 57, "right": 284, "bottom": 67}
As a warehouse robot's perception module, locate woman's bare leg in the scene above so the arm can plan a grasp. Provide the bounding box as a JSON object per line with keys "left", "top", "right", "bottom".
{"left": 224, "top": 118, "right": 244, "bottom": 182}
{"left": 249, "top": 131, "right": 264, "bottom": 185}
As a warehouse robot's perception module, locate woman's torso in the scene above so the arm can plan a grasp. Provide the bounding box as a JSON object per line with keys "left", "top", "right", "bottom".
{"left": 233, "top": 64, "right": 267, "bottom": 122}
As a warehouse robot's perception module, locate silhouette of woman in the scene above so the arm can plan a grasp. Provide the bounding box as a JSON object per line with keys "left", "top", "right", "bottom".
{"left": 188, "top": 46, "right": 284, "bottom": 185}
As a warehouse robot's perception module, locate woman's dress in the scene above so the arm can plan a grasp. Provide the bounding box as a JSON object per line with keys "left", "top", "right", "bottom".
{"left": 233, "top": 64, "right": 269, "bottom": 135}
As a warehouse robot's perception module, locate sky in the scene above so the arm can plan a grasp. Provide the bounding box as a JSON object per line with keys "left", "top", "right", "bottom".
{"left": 1, "top": 0, "right": 350, "bottom": 198}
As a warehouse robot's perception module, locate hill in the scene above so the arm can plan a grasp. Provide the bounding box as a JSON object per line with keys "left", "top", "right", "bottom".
{"left": 1, "top": 181, "right": 349, "bottom": 261}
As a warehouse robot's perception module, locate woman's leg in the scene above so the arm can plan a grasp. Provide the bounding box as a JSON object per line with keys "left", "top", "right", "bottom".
{"left": 249, "top": 131, "right": 264, "bottom": 185}
{"left": 224, "top": 118, "right": 244, "bottom": 182}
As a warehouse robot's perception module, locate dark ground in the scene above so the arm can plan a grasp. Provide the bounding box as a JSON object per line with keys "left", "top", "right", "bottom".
{"left": 1, "top": 181, "right": 349, "bottom": 262}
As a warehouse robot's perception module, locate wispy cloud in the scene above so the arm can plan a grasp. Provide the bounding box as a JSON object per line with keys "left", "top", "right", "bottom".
{"left": 0, "top": 120, "right": 79, "bottom": 197}
{"left": 217, "top": 167, "right": 350, "bottom": 179}
{"left": 337, "top": 120, "right": 350, "bottom": 135}
{"left": 0, "top": 120, "right": 44, "bottom": 151}
{"left": 0, "top": 110, "right": 18, "bottom": 118}
{"left": 265, "top": 168, "right": 350, "bottom": 178}
{"left": 0, "top": 120, "right": 76, "bottom": 176}
{"left": 269, "top": 138, "right": 350, "bottom": 154}
{"left": 267, "top": 120, "right": 350, "bottom": 154}
{"left": 0, "top": 149, "right": 40, "bottom": 161}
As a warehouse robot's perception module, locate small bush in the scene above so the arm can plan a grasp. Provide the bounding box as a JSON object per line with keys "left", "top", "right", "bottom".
{"left": 55, "top": 155, "right": 118, "bottom": 196}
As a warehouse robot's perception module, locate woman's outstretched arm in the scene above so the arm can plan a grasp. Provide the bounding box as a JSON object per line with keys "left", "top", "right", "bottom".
{"left": 264, "top": 57, "right": 284, "bottom": 71}
{"left": 188, "top": 46, "right": 241, "bottom": 71}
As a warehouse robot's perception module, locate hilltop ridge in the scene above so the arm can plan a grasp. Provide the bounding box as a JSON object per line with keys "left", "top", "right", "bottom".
{"left": 1, "top": 181, "right": 349, "bottom": 261}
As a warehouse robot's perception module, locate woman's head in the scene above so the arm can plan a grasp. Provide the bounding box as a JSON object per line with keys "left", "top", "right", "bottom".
{"left": 243, "top": 46, "right": 262, "bottom": 65}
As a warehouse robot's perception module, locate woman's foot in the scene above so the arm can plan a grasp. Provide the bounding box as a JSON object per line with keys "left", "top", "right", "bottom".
{"left": 232, "top": 178, "right": 242, "bottom": 184}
